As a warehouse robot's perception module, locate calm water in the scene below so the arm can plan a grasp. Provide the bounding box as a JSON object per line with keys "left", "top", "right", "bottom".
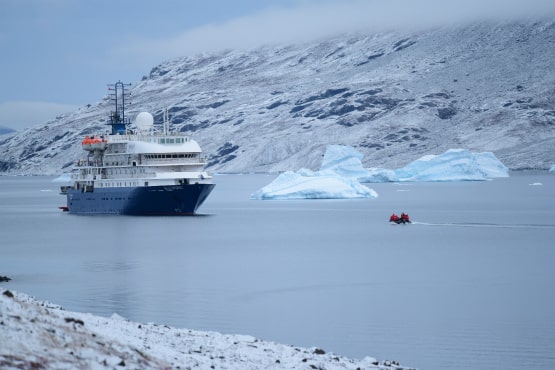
{"left": 1, "top": 173, "right": 555, "bottom": 370}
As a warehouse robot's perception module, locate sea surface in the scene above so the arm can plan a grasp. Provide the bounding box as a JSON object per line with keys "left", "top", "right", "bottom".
{"left": 1, "top": 173, "right": 555, "bottom": 370}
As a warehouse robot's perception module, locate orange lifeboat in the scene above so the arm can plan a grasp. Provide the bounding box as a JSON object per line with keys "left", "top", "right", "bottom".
{"left": 90, "top": 136, "right": 107, "bottom": 151}
{"left": 81, "top": 136, "right": 93, "bottom": 151}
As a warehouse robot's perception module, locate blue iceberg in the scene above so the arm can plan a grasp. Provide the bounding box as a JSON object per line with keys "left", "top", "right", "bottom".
{"left": 319, "top": 145, "right": 368, "bottom": 178}
{"left": 320, "top": 145, "right": 397, "bottom": 182}
{"left": 393, "top": 149, "right": 509, "bottom": 182}
{"left": 550, "top": 165, "right": 555, "bottom": 173}
{"left": 251, "top": 145, "right": 509, "bottom": 200}
{"left": 318, "top": 145, "right": 509, "bottom": 182}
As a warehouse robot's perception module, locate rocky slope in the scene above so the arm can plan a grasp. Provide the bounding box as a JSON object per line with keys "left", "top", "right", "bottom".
{"left": 1, "top": 289, "right": 413, "bottom": 370}
{"left": 1, "top": 19, "right": 554, "bottom": 175}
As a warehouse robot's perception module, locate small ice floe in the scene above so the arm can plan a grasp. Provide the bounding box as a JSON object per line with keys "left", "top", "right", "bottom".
{"left": 52, "top": 173, "right": 72, "bottom": 182}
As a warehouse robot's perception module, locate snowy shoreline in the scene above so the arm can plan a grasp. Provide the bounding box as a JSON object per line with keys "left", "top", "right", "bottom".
{"left": 1, "top": 289, "right": 415, "bottom": 369}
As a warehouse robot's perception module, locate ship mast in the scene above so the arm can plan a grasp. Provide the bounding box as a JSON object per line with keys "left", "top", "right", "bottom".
{"left": 107, "top": 81, "right": 131, "bottom": 135}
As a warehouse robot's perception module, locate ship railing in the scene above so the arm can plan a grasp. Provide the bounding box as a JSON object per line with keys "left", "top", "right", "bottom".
{"left": 107, "top": 171, "right": 157, "bottom": 179}
{"left": 108, "top": 132, "right": 190, "bottom": 143}
{"left": 74, "top": 152, "right": 208, "bottom": 168}
{"left": 140, "top": 157, "right": 207, "bottom": 165}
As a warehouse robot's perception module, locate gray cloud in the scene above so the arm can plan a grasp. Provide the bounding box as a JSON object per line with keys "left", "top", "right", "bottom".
{"left": 0, "top": 101, "right": 78, "bottom": 131}
{"left": 116, "top": 0, "right": 555, "bottom": 64}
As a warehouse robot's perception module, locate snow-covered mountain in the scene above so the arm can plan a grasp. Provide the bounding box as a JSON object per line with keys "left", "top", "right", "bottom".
{"left": 1, "top": 19, "right": 554, "bottom": 175}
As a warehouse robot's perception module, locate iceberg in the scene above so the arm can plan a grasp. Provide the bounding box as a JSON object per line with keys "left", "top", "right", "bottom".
{"left": 319, "top": 145, "right": 367, "bottom": 178}
{"left": 320, "top": 144, "right": 397, "bottom": 182}
{"left": 251, "top": 170, "right": 377, "bottom": 200}
{"left": 251, "top": 145, "right": 378, "bottom": 200}
{"left": 316, "top": 145, "right": 509, "bottom": 182}
{"left": 251, "top": 145, "right": 509, "bottom": 200}
{"left": 550, "top": 165, "right": 555, "bottom": 173}
{"left": 361, "top": 167, "right": 399, "bottom": 183}
{"left": 393, "top": 149, "right": 509, "bottom": 182}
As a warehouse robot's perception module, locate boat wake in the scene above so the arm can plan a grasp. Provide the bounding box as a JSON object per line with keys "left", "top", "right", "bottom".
{"left": 411, "top": 221, "right": 555, "bottom": 229}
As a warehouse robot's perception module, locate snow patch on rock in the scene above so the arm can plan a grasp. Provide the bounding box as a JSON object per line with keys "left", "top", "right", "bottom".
{"left": 0, "top": 289, "right": 413, "bottom": 370}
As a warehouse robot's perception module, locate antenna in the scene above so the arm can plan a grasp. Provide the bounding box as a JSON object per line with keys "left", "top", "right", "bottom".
{"left": 163, "top": 107, "right": 169, "bottom": 135}
{"left": 107, "top": 81, "right": 131, "bottom": 135}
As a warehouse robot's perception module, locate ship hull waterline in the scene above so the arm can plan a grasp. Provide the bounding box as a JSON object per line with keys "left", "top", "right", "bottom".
{"left": 65, "top": 183, "right": 215, "bottom": 215}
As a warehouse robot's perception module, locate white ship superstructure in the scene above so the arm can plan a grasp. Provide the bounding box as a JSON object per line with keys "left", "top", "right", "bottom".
{"left": 61, "top": 82, "right": 215, "bottom": 215}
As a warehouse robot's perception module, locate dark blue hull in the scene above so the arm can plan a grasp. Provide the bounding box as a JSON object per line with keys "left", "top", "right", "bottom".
{"left": 66, "top": 183, "right": 215, "bottom": 215}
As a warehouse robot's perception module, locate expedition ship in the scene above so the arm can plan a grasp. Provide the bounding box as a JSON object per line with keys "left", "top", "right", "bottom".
{"left": 60, "top": 81, "right": 215, "bottom": 215}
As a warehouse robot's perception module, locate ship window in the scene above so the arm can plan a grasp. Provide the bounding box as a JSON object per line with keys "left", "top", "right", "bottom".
{"left": 167, "top": 138, "right": 174, "bottom": 144}
{"left": 159, "top": 138, "right": 166, "bottom": 144}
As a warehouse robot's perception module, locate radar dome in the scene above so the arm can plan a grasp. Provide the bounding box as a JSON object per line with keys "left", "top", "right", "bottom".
{"left": 135, "top": 112, "right": 154, "bottom": 131}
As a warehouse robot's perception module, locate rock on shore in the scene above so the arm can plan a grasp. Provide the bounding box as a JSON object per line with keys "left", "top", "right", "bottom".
{"left": 1, "top": 289, "right": 414, "bottom": 369}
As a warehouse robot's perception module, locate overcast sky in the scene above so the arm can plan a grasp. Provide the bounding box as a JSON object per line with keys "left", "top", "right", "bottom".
{"left": 1, "top": 0, "right": 554, "bottom": 131}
